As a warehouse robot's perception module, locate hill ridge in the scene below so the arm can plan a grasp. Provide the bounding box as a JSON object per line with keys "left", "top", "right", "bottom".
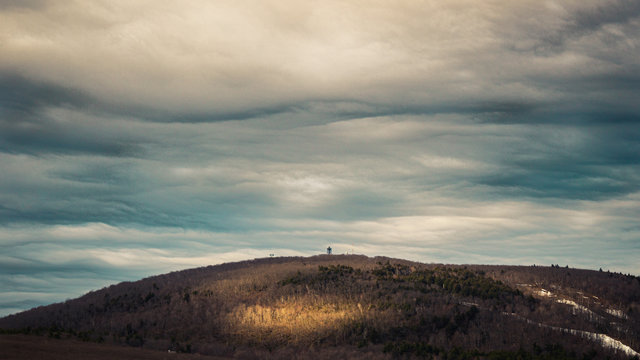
{"left": 2, "top": 255, "right": 639, "bottom": 359}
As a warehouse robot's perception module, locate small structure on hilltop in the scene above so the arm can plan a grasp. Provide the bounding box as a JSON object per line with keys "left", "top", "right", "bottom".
{"left": 326, "top": 246, "right": 332, "bottom": 255}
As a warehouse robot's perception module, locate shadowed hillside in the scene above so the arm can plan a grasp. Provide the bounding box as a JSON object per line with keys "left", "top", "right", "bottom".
{"left": 1, "top": 255, "right": 639, "bottom": 359}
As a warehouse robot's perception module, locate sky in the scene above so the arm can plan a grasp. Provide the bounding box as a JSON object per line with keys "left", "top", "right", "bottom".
{"left": 1, "top": 0, "right": 639, "bottom": 317}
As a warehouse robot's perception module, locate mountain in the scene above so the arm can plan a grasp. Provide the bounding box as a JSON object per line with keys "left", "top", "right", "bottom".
{"left": 1, "top": 255, "right": 639, "bottom": 359}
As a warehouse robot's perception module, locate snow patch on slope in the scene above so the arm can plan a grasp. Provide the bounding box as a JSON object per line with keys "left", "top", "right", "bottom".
{"left": 503, "top": 312, "right": 639, "bottom": 357}
{"left": 537, "top": 289, "right": 552, "bottom": 297}
{"left": 605, "top": 308, "right": 628, "bottom": 320}
{"left": 556, "top": 298, "right": 605, "bottom": 322}
{"left": 557, "top": 299, "right": 589, "bottom": 313}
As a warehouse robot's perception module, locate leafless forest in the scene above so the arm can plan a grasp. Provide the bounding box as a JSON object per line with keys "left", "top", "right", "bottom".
{"left": 1, "top": 255, "right": 639, "bottom": 359}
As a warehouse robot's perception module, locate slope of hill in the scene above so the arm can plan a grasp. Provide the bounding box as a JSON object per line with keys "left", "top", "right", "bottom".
{"left": 1, "top": 255, "right": 639, "bottom": 359}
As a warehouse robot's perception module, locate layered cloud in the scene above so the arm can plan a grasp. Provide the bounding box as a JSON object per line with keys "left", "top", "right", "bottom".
{"left": 2, "top": 0, "right": 638, "bottom": 119}
{"left": 1, "top": 0, "right": 639, "bottom": 316}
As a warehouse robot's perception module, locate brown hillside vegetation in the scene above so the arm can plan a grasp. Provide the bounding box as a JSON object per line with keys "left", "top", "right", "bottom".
{"left": 1, "top": 255, "right": 639, "bottom": 359}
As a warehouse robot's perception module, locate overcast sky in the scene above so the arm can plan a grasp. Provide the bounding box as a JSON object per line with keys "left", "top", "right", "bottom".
{"left": 1, "top": 0, "right": 639, "bottom": 316}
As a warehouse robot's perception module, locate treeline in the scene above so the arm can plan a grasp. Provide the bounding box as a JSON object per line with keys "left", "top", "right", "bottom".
{"left": 372, "top": 262, "right": 524, "bottom": 300}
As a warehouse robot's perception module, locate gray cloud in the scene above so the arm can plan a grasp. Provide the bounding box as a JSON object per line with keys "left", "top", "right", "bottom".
{"left": 0, "top": 76, "right": 143, "bottom": 156}
{"left": 0, "top": 0, "right": 48, "bottom": 11}
{"left": 572, "top": 1, "right": 640, "bottom": 32}
{"left": 0, "top": 74, "right": 91, "bottom": 115}
{"left": 0, "top": 0, "right": 634, "bottom": 118}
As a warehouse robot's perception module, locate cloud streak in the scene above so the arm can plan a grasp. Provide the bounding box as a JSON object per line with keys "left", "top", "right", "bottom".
{"left": 2, "top": 0, "right": 638, "bottom": 119}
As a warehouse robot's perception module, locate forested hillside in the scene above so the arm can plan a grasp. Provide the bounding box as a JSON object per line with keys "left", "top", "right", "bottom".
{"left": 1, "top": 255, "right": 639, "bottom": 359}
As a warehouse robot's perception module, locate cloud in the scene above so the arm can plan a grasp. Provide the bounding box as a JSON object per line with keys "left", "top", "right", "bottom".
{"left": 1, "top": 0, "right": 639, "bottom": 316}
{"left": 1, "top": 113, "right": 638, "bottom": 229}
{"left": 572, "top": 1, "right": 640, "bottom": 33}
{"left": 0, "top": 0, "right": 48, "bottom": 11}
{"left": 1, "top": 0, "right": 637, "bottom": 120}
